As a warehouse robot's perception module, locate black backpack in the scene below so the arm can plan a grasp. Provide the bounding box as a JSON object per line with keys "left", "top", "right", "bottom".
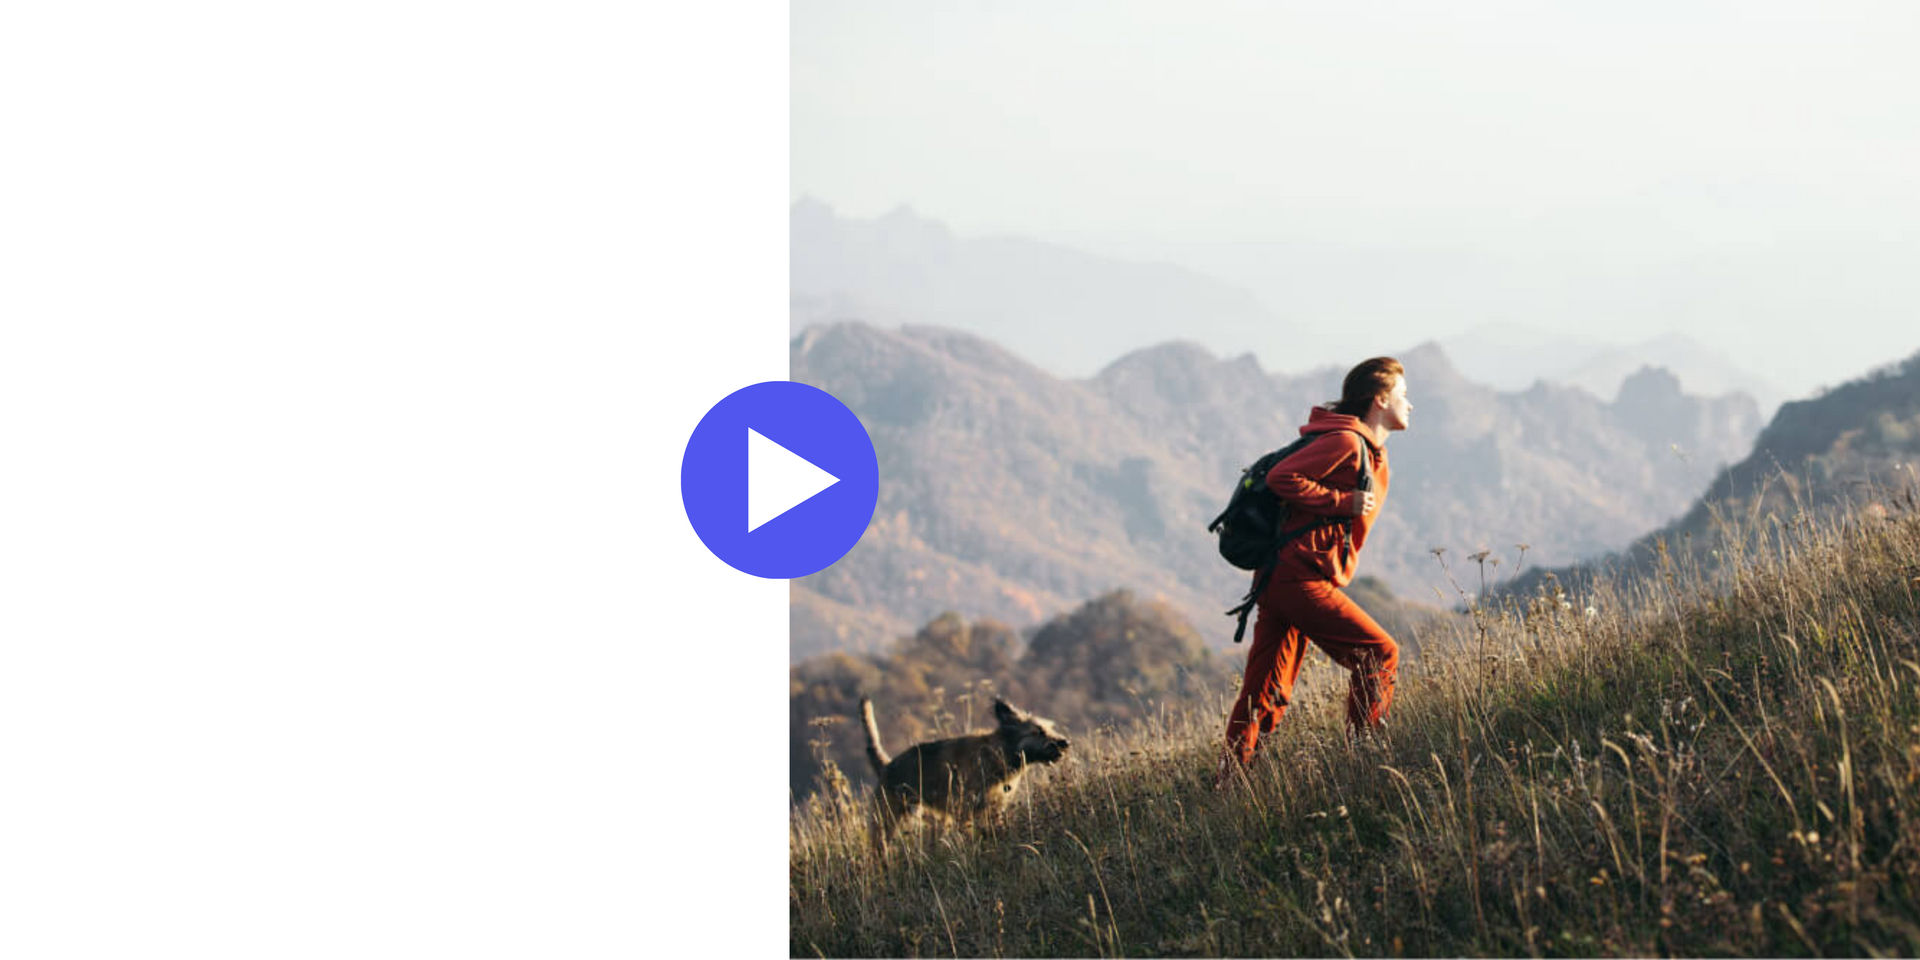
{"left": 1206, "top": 429, "right": 1374, "bottom": 643}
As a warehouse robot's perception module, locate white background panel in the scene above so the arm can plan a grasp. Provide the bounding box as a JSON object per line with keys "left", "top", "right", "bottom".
{"left": 1, "top": 3, "right": 785, "bottom": 955}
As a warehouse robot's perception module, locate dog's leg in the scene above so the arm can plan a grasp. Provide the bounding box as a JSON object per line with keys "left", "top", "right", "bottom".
{"left": 869, "top": 793, "right": 895, "bottom": 859}
{"left": 867, "top": 795, "right": 887, "bottom": 859}
{"left": 870, "top": 791, "right": 915, "bottom": 860}
{"left": 913, "top": 807, "right": 948, "bottom": 852}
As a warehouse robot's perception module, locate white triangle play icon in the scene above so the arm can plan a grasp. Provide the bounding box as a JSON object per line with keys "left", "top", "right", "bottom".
{"left": 747, "top": 428, "right": 840, "bottom": 532}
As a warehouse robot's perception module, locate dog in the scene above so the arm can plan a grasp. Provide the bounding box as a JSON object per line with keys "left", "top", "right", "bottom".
{"left": 860, "top": 695, "right": 1071, "bottom": 851}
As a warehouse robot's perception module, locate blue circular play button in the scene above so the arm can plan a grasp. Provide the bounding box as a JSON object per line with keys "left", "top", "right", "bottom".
{"left": 680, "top": 381, "right": 880, "bottom": 579}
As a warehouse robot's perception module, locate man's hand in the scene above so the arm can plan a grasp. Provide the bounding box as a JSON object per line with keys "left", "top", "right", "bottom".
{"left": 1351, "top": 490, "right": 1376, "bottom": 517}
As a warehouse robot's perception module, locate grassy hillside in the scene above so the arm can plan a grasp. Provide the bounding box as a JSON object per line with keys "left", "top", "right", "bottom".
{"left": 791, "top": 504, "right": 1920, "bottom": 957}
{"left": 790, "top": 592, "right": 1239, "bottom": 805}
{"left": 790, "top": 581, "right": 1459, "bottom": 804}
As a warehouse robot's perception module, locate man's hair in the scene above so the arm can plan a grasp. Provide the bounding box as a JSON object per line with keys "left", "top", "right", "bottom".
{"left": 1333, "top": 357, "right": 1405, "bottom": 417}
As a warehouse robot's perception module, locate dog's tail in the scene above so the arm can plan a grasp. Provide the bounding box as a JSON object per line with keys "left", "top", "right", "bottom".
{"left": 860, "top": 696, "right": 891, "bottom": 776}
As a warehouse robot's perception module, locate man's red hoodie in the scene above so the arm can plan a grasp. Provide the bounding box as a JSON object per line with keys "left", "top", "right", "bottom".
{"left": 1262, "top": 406, "right": 1391, "bottom": 588}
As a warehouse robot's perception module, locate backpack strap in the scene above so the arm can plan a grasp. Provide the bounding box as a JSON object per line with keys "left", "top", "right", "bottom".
{"left": 1354, "top": 431, "right": 1375, "bottom": 492}
{"left": 1226, "top": 564, "right": 1274, "bottom": 644}
{"left": 1283, "top": 428, "right": 1374, "bottom": 490}
{"left": 1225, "top": 428, "right": 1376, "bottom": 643}
{"left": 1224, "top": 511, "right": 1346, "bottom": 642}
{"left": 1273, "top": 427, "right": 1372, "bottom": 534}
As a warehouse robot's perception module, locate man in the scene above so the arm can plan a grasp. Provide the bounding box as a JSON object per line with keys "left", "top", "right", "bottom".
{"left": 1218, "top": 357, "right": 1412, "bottom": 785}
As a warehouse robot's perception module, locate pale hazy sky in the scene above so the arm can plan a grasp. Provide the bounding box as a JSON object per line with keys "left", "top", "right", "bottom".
{"left": 794, "top": 2, "right": 1920, "bottom": 396}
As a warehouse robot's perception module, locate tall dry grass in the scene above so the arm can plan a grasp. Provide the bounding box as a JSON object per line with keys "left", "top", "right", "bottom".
{"left": 791, "top": 496, "right": 1920, "bottom": 957}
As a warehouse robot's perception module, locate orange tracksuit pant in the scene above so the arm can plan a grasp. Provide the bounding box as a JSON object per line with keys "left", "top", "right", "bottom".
{"left": 1224, "top": 578, "right": 1399, "bottom": 764}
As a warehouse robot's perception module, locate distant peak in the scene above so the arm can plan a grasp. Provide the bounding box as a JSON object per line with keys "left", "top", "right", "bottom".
{"left": 790, "top": 197, "right": 838, "bottom": 230}
{"left": 871, "top": 204, "right": 954, "bottom": 247}
{"left": 791, "top": 318, "right": 879, "bottom": 350}
{"left": 1619, "top": 364, "right": 1683, "bottom": 397}
{"left": 1093, "top": 340, "right": 1221, "bottom": 381}
{"left": 1399, "top": 341, "right": 1461, "bottom": 380}
{"left": 1125, "top": 339, "right": 1218, "bottom": 364}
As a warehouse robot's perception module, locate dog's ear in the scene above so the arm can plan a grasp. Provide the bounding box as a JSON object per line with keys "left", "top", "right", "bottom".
{"left": 993, "top": 698, "right": 1025, "bottom": 725}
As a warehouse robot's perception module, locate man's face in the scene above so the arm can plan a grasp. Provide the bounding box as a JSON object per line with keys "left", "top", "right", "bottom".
{"left": 1378, "top": 374, "right": 1412, "bottom": 431}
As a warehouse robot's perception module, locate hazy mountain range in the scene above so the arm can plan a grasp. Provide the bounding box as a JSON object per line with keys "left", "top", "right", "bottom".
{"left": 791, "top": 323, "right": 1763, "bottom": 661}
{"left": 795, "top": 201, "right": 1789, "bottom": 411}
{"left": 1506, "top": 348, "right": 1920, "bottom": 597}
{"left": 1441, "top": 323, "right": 1788, "bottom": 417}
{"left": 792, "top": 198, "right": 1297, "bottom": 379}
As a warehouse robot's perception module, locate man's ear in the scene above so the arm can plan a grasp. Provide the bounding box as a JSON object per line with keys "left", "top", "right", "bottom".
{"left": 993, "top": 698, "right": 1023, "bottom": 725}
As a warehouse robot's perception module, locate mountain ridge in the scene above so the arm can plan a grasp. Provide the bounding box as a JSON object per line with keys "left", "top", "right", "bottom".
{"left": 792, "top": 200, "right": 1298, "bottom": 378}
{"left": 793, "top": 322, "right": 1763, "bottom": 660}
{"left": 1504, "top": 346, "right": 1920, "bottom": 598}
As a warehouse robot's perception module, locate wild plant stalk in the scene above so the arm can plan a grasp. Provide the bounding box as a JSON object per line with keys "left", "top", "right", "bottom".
{"left": 793, "top": 500, "right": 1920, "bottom": 958}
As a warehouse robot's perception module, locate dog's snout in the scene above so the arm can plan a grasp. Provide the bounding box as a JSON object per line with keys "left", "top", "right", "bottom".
{"left": 1058, "top": 740, "right": 1071, "bottom": 752}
